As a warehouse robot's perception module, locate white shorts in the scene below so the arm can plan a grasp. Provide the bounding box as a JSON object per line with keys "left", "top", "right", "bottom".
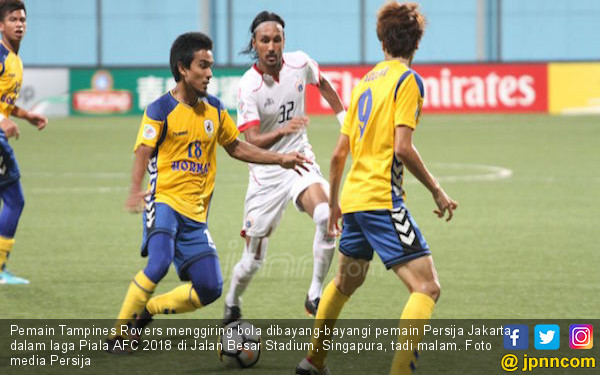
{"left": 241, "top": 160, "right": 329, "bottom": 237}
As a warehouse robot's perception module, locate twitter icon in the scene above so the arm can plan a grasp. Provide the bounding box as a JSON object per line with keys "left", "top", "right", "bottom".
{"left": 535, "top": 325, "right": 560, "bottom": 350}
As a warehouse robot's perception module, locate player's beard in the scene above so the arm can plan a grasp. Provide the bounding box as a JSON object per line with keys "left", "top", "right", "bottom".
{"left": 196, "top": 89, "right": 208, "bottom": 98}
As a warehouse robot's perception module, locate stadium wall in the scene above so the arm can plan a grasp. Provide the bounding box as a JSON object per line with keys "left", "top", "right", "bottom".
{"left": 20, "top": 0, "right": 600, "bottom": 66}
{"left": 46, "top": 62, "right": 598, "bottom": 117}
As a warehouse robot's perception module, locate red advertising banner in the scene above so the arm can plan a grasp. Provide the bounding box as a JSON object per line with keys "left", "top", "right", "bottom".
{"left": 307, "top": 63, "right": 548, "bottom": 114}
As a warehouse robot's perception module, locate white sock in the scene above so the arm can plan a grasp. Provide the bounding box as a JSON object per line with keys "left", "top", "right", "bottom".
{"left": 307, "top": 203, "right": 335, "bottom": 301}
{"left": 225, "top": 237, "right": 267, "bottom": 306}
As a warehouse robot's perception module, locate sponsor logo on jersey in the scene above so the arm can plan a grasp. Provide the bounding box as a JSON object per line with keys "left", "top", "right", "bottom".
{"left": 264, "top": 98, "right": 275, "bottom": 108}
{"left": 171, "top": 161, "right": 211, "bottom": 175}
{"left": 143, "top": 124, "right": 157, "bottom": 140}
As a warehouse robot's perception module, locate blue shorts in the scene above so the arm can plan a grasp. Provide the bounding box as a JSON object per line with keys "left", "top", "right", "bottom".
{"left": 0, "top": 130, "right": 20, "bottom": 188}
{"left": 339, "top": 203, "right": 430, "bottom": 269}
{"left": 142, "top": 203, "right": 217, "bottom": 281}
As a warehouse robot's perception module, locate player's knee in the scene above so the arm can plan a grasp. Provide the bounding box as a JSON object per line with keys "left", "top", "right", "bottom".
{"left": 313, "top": 202, "right": 335, "bottom": 246}
{"left": 144, "top": 259, "right": 171, "bottom": 283}
{"left": 335, "top": 273, "right": 366, "bottom": 296}
{"left": 13, "top": 196, "right": 24, "bottom": 214}
{"left": 240, "top": 236, "right": 267, "bottom": 275}
{"left": 312, "top": 202, "right": 330, "bottom": 228}
{"left": 193, "top": 281, "right": 222, "bottom": 306}
{"left": 5, "top": 190, "right": 24, "bottom": 215}
{"left": 144, "top": 233, "right": 175, "bottom": 283}
{"left": 414, "top": 280, "right": 441, "bottom": 302}
{"left": 241, "top": 254, "right": 263, "bottom": 274}
{"left": 144, "top": 253, "right": 173, "bottom": 283}
{"left": 431, "top": 280, "right": 441, "bottom": 302}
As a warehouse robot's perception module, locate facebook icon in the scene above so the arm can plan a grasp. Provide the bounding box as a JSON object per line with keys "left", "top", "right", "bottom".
{"left": 504, "top": 324, "right": 529, "bottom": 349}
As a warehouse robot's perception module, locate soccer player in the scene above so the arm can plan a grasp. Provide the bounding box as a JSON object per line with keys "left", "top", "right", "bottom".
{"left": 107, "top": 32, "right": 309, "bottom": 351}
{"left": 0, "top": 0, "right": 48, "bottom": 285}
{"left": 223, "top": 11, "right": 346, "bottom": 322}
{"left": 296, "top": 3, "right": 457, "bottom": 374}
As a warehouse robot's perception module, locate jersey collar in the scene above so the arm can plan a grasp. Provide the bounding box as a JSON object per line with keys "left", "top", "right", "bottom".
{"left": 253, "top": 58, "right": 285, "bottom": 83}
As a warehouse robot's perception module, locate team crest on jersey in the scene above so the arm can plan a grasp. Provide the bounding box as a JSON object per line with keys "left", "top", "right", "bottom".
{"left": 204, "top": 119, "right": 214, "bottom": 137}
{"left": 143, "top": 124, "right": 157, "bottom": 140}
{"left": 295, "top": 77, "right": 304, "bottom": 92}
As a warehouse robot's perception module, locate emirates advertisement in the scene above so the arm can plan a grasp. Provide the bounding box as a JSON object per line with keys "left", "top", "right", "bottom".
{"left": 307, "top": 63, "right": 548, "bottom": 114}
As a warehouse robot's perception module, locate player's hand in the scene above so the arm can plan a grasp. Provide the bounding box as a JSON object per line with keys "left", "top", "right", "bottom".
{"left": 432, "top": 188, "right": 458, "bottom": 222}
{"left": 328, "top": 203, "right": 343, "bottom": 237}
{"left": 279, "top": 151, "right": 312, "bottom": 175}
{"left": 26, "top": 112, "right": 48, "bottom": 130}
{"left": 280, "top": 116, "right": 309, "bottom": 135}
{"left": 125, "top": 189, "right": 150, "bottom": 213}
{"left": 0, "top": 118, "right": 20, "bottom": 139}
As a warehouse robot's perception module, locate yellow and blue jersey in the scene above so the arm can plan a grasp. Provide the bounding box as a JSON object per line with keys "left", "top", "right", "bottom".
{"left": 0, "top": 41, "right": 23, "bottom": 118}
{"left": 340, "top": 60, "right": 424, "bottom": 214}
{"left": 135, "top": 92, "right": 239, "bottom": 223}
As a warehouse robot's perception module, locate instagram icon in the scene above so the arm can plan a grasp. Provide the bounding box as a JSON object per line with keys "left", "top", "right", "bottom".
{"left": 569, "top": 325, "right": 593, "bottom": 349}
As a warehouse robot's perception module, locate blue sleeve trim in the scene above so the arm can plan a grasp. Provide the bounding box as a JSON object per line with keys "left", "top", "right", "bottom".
{"left": 393, "top": 70, "right": 413, "bottom": 101}
{"left": 412, "top": 71, "right": 425, "bottom": 98}
{"left": 206, "top": 94, "right": 225, "bottom": 121}
{"left": 393, "top": 70, "right": 425, "bottom": 101}
{"left": 145, "top": 93, "right": 178, "bottom": 122}
{"left": 0, "top": 44, "right": 10, "bottom": 77}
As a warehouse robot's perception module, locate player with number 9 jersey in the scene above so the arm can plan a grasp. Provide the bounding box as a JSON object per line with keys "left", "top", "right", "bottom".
{"left": 296, "top": 3, "right": 458, "bottom": 374}
{"left": 340, "top": 60, "right": 424, "bottom": 213}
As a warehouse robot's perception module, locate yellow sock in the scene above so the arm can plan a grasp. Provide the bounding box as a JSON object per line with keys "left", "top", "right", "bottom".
{"left": 146, "top": 283, "right": 202, "bottom": 315}
{"left": 0, "top": 236, "right": 15, "bottom": 270}
{"left": 112, "top": 271, "right": 156, "bottom": 337}
{"left": 307, "top": 281, "right": 350, "bottom": 368}
{"left": 389, "top": 292, "right": 436, "bottom": 375}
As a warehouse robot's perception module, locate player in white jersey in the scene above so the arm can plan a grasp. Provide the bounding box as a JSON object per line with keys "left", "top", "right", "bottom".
{"left": 224, "top": 11, "right": 346, "bottom": 323}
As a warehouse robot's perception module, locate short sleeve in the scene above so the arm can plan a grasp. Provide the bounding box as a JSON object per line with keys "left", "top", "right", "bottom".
{"left": 340, "top": 89, "right": 357, "bottom": 136}
{"left": 218, "top": 109, "right": 240, "bottom": 146}
{"left": 305, "top": 53, "right": 320, "bottom": 86}
{"left": 394, "top": 72, "right": 424, "bottom": 129}
{"left": 134, "top": 109, "right": 164, "bottom": 151}
{"left": 237, "top": 85, "right": 260, "bottom": 132}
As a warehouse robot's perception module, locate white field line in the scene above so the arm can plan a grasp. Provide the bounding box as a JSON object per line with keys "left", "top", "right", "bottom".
{"left": 29, "top": 186, "right": 128, "bottom": 194}
{"left": 27, "top": 163, "right": 513, "bottom": 194}
{"left": 424, "top": 163, "right": 513, "bottom": 183}
{"left": 24, "top": 171, "right": 127, "bottom": 178}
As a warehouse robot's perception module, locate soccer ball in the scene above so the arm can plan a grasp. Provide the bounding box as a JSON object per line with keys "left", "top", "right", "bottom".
{"left": 219, "top": 320, "right": 261, "bottom": 368}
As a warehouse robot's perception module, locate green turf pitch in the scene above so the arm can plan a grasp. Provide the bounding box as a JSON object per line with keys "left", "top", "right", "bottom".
{"left": 1, "top": 114, "right": 598, "bottom": 319}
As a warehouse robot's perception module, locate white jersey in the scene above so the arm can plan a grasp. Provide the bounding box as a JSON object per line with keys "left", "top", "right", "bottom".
{"left": 237, "top": 51, "right": 321, "bottom": 182}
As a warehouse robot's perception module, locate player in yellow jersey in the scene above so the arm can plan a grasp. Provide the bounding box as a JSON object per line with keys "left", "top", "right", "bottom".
{"left": 107, "top": 32, "right": 309, "bottom": 353}
{"left": 0, "top": 0, "right": 48, "bottom": 285}
{"left": 296, "top": 3, "right": 457, "bottom": 374}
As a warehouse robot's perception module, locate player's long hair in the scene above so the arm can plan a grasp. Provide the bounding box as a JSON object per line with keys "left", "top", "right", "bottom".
{"left": 377, "top": 2, "right": 426, "bottom": 59}
{"left": 241, "top": 10, "right": 285, "bottom": 59}
{"left": 0, "top": 0, "right": 26, "bottom": 21}
{"left": 169, "top": 32, "right": 213, "bottom": 82}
